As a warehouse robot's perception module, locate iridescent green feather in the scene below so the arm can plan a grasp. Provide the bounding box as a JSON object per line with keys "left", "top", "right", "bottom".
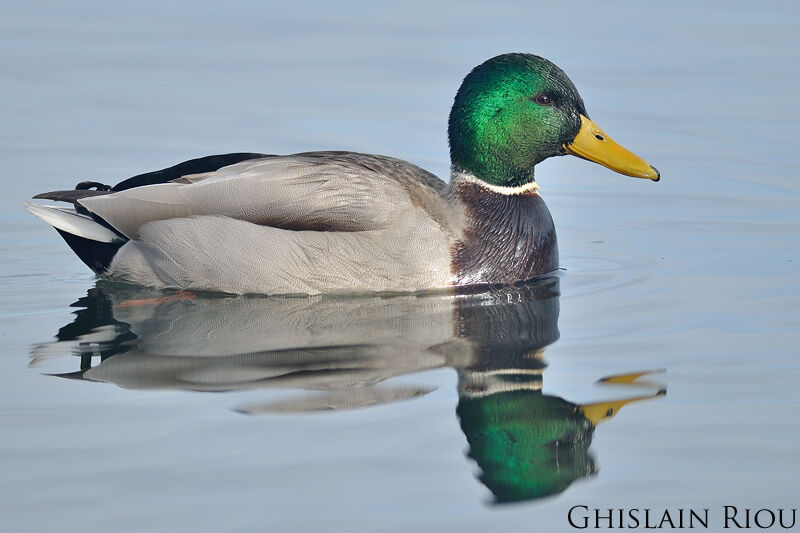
{"left": 448, "top": 54, "right": 586, "bottom": 187}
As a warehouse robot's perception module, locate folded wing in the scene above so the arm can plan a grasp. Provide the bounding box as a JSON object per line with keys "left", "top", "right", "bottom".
{"left": 78, "top": 152, "right": 447, "bottom": 239}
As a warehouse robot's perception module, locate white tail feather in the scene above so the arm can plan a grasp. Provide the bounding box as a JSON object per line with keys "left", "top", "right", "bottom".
{"left": 24, "top": 202, "right": 121, "bottom": 243}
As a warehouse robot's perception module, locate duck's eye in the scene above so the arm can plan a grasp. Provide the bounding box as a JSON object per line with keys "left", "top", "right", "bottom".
{"left": 534, "top": 94, "right": 553, "bottom": 106}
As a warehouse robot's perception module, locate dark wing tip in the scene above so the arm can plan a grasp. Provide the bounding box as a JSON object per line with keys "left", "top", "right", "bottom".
{"left": 33, "top": 190, "right": 111, "bottom": 203}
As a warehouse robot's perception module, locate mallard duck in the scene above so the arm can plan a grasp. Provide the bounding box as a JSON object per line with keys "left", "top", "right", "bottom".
{"left": 25, "top": 53, "right": 658, "bottom": 295}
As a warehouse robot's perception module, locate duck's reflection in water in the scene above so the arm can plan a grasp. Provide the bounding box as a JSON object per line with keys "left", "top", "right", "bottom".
{"left": 31, "top": 277, "right": 664, "bottom": 503}
{"left": 457, "top": 367, "right": 664, "bottom": 502}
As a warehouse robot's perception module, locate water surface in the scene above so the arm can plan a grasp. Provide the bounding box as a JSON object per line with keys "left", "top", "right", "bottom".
{"left": 1, "top": 1, "right": 798, "bottom": 531}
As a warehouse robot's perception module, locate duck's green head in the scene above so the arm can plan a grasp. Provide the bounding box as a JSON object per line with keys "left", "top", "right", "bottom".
{"left": 448, "top": 53, "right": 659, "bottom": 188}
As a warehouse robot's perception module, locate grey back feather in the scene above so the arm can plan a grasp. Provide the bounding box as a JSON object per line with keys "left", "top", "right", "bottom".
{"left": 79, "top": 152, "right": 453, "bottom": 239}
{"left": 82, "top": 152, "right": 458, "bottom": 294}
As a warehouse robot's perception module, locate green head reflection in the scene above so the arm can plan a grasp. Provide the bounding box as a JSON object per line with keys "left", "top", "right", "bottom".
{"left": 457, "top": 388, "right": 596, "bottom": 502}
{"left": 455, "top": 367, "right": 665, "bottom": 504}
{"left": 451, "top": 280, "right": 664, "bottom": 504}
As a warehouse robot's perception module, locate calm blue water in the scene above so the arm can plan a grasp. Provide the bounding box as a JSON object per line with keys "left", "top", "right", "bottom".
{"left": 1, "top": 1, "right": 799, "bottom": 531}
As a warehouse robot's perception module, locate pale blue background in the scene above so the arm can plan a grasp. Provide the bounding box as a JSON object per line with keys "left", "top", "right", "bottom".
{"left": 1, "top": 1, "right": 798, "bottom": 531}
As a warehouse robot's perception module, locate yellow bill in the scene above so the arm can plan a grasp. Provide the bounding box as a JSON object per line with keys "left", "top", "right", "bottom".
{"left": 579, "top": 390, "right": 666, "bottom": 425}
{"left": 564, "top": 115, "right": 660, "bottom": 181}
